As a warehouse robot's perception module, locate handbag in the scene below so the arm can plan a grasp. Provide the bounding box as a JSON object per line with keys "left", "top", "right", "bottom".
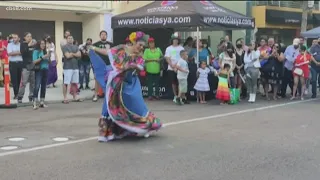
{"left": 229, "top": 88, "right": 240, "bottom": 104}
{"left": 293, "top": 68, "right": 303, "bottom": 76}
{"left": 33, "top": 51, "right": 41, "bottom": 71}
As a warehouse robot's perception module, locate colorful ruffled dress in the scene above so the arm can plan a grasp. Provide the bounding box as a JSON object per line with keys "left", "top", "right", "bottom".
{"left": 89, "top": 45, "right": 162, "bottom": 142}
{"left": 215, "top": 73, "right": 230, "bottom": 102}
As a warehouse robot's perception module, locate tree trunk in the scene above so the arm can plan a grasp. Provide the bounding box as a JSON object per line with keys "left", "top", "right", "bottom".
{"left": 301, "top": 1, "right": 309, "bottom": 33}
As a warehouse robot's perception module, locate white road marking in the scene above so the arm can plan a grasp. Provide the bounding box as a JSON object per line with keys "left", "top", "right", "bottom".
{"left": 0, "top": 146, "right": 19, "bottom": 150}
{"left": 52, "top": 137, "right": 70, "bottom": 142}
{"left": 8, "top": 137, "right": 26, "bottom": 142}
{"left": 0, "top": 98, "right": 318, "bottom": 157}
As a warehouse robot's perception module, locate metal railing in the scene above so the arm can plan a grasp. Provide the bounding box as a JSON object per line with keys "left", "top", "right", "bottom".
{"left": 252, "top": 1, "right": 319, "bottom": 10}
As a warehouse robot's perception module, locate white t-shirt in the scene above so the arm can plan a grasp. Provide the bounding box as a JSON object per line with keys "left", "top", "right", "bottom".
{"left": 176, "top": 59, "right": 189, "bottom": 79}
{"left": 165, "top": 45, "right": 184, "bottom": 71}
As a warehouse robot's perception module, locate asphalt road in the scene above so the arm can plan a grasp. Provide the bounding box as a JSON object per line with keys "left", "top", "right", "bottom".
{"left": 0, "top": 97, "right": 320, "bottom": 180}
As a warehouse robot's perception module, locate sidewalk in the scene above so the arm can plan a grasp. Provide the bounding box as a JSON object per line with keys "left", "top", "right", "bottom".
{"left": 0, "top": 80, "right": 96, "bottom": 107}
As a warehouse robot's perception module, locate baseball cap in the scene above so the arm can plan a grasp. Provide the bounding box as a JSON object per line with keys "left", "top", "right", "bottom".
{"left": 293, "top": 38, "right": 300, "bottom": 45}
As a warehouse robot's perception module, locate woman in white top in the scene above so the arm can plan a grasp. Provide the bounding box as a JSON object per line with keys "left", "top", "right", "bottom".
{"left": 219, "top": 42, "right": 236, "bottom": 88}
{"left": 45, "top": 35, "right": 58, "bottom": 87}
{"left": 243, "top": 42, "right": 261, "bottom": 103}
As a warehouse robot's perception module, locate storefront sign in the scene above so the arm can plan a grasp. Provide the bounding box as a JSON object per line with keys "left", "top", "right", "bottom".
{"left": 265, "top": 9, "right": 313, "bottom": 25}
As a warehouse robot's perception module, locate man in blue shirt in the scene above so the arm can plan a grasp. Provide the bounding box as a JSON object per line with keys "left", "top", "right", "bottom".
{"left": 280, "top": 38, "right": 300, "bottom": 98}
{"left": 309, "top": 37, "right": 320, "bottom": 98}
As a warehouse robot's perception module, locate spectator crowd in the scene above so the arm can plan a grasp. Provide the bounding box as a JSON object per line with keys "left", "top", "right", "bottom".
{"left": 0, "top": 30, "right": 320, "bottom": 109}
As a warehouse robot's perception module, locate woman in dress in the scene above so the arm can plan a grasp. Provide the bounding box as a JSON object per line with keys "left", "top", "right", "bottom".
{"left": 234, "top": 39, "right": 245, "bottom": 98}
{"left": 218, "top": 42, "right": 236, "bottom": 88}
{"left": 45, "top": 35, "right": 57, "bottom": 87}
{"left": 266, "top": 43, "right": 285, "bottom": 100}
{"left": 89, "top": 31, "right": 162, "bottom": 142}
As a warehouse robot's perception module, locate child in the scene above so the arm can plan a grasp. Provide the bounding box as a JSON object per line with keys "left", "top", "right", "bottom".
{"left": 175, "top": 50, "right": 189, "bottom": 105}
{"left": 291, "top": 45, "right": 315, "bottom": 100}
{"left": 216, "top": 63, "right": 231, "bottom": 105}
{"left": 194, "top": 61, "right": 211, "bottom": 103}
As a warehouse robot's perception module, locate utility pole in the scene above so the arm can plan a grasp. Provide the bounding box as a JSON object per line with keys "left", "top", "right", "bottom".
{"left": 301, "top": 1, "right": 313, "bottom": 33}
{"left": 301, "top": 1, "right": 308, "bottom": 33}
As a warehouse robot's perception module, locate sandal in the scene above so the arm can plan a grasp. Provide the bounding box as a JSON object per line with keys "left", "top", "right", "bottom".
{"left": 62, "top": 100, "right": 69, "bottom": 104}
{"left": 72, "top": 99, "right": 83, "bottom": 102}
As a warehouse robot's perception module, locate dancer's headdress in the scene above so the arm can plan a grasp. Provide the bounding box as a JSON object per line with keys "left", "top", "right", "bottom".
{"left": 128, "top": 31, "right": 149, "bottom": 44}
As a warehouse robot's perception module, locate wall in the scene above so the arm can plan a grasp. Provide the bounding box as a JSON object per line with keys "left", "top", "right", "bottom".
{"left": 0, "top": 1, "right": 103, "bottom": 12}
{"left": 112, "top": 1, "right": 152, "bottom": 15}
{"left": 0, "top": 6, "right": 103, "bottom": 80}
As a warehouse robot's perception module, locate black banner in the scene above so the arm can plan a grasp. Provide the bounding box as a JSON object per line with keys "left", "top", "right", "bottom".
{"left": 266, "top": 9, "right": 313, "bottom": 25}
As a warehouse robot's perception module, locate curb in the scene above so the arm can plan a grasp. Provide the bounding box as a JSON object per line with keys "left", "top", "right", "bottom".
{"left": 10, "top": 96, "right": 97, "bottom": 108}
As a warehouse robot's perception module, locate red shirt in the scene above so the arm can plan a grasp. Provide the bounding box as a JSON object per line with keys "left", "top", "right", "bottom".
{"left": 0, "top": 40, "right": 8, "bottom": 59}
{"left": 295, "top": 53, "right": 311, "bottom": 67}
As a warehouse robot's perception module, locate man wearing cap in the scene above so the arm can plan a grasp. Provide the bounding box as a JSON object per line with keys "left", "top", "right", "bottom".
{"left": 280, "top": 38, "right": 300, "bottom": 98}
{"left": 165, "top": 33, "right": 184, "bottom": 103}
{"left": 309, "top": 37, "right": 320, "bottom": 98}
{"left": 143, "top": 37, "right": 163, "bottom": 100}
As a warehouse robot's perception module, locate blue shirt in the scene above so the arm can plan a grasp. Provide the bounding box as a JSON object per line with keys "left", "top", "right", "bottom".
{"left": 7, "top": 42, "right": 23, "bottom": 62}
{"left": 284, "top": 45, "right": 299, "bottom": 71}
{"left": 189, "top": 48, "right": 210, "bottom": 63}
{"left": 32, "top": 50, "right": 49, "bottom": 69}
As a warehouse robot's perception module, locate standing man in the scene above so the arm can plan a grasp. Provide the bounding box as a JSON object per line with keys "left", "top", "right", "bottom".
{"left": 7, "top": 34, "right": 23, "bottom": 99}
{"left": 165, "top": 34, "right": 184, "bottom": 103}
{"left": 310, "top": 37, "right": 320, "bottom": 98}
{"left": 280, "top": 38, "right": 300, "bottom": 98}
{"left": 92, "top": 30, "right": 113, "bottom": 102}
{"left": 17, "top": 32, "right": 36, "bottom": 103}
{"left": 268, "top": 38, "right": 275, "bottom": 48}
{"left": 79, "top": 38, "right": 92, "bottom": 90}
{"left": 61, "top": 35, "right": 82, "bottom": 103}
{"left": 0, "top": 32, "right": 8, "bottom": 87}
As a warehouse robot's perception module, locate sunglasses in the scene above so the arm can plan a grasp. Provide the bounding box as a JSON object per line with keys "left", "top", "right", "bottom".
{"left": 274, "top": 46, "right": 279, "bottom": 49}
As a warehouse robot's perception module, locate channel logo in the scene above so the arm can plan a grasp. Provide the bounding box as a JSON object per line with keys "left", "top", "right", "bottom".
{"left": 200, "top": 0, "right": 210, "bottom": 6}
{"left": 161, "top": 1, "right": 177, "bottom": 7}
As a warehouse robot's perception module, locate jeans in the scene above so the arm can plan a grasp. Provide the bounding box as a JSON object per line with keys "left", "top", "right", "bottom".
{"left": 9, "top": 61, "right": 23, "bottom": 96}
{"left": 147, "top": 73, "right": 160, "bottom": 97}
{"left": 310, "top": 67, "right": 320, "bottom": 96}
{"left": 18, "top": 68, "right": 35, "bottom": 100}
{"left": 281, "top": 68, "right": 293, "bottom": 97}
{"left": 33, "top": 69, "right": 48, "bottom": 100}
{"left": 79, "top": 61, "right": 90, "bottom": 86}
{"left": 245, "top": 67, "right": 260, "bottom": 94}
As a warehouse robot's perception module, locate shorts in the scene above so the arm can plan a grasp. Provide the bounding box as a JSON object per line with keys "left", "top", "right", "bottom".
{"left": 168, "top": 70, "right": 178, "bottom": 85}
{"left": 63, "top": 69, "right": 79, "bottom": 84}
{"left": 178, "top": 79, "right": 188, "bottom": 93}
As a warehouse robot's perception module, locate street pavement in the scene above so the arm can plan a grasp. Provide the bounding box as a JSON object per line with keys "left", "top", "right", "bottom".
{"left": 0, "top": 97, "right": 320, "bottom": 180}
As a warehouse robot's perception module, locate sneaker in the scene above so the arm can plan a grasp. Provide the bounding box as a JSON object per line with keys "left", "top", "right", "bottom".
{"left": 17, "top": 99, "right": 22, "bottom": 103}
{"left": 28, "top": 97, "right": 33, "bottom": 102}
{"left": 175, "top": 97, "right": 183, "bottom": 105}
{"left": 311, "top": 94, "right": 317, "bottom": 98}
{"left": 92, "top": 95, "right": 98, "bottom": 102}
{"left": 33, "top": 102, "right": 38, "bottom": 110}
{"left": 182, "top": 98, "right": 190, "bottom": 104}
{"left": 85, "top": 85, "right": 90, "bottom": 90}
{"left": 173, "top": 96, "right": 177, "bottom": 103}
{"left": 79, "top": 86, "right": 84, "bottom": 90}
{"left": 39, "top": 102, "right": 48, "bottom": 108}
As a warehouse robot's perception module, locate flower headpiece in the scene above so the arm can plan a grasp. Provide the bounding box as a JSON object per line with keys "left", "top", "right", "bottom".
{"left": 125, "top": 37, "right": 130, "bottom": 43}
{"left": 148, "top": 37, "right": 155, "bottom": 42}
{"left": 128, "top": 31, "right": 149, "bottom": 44}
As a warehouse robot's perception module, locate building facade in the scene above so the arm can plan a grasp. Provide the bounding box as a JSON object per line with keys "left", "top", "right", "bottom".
{"left": 252, "top": 1, "right": 320, "bottom": 45}
{"left": 0, "top": 1, "right": 113, "bottom": 80}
